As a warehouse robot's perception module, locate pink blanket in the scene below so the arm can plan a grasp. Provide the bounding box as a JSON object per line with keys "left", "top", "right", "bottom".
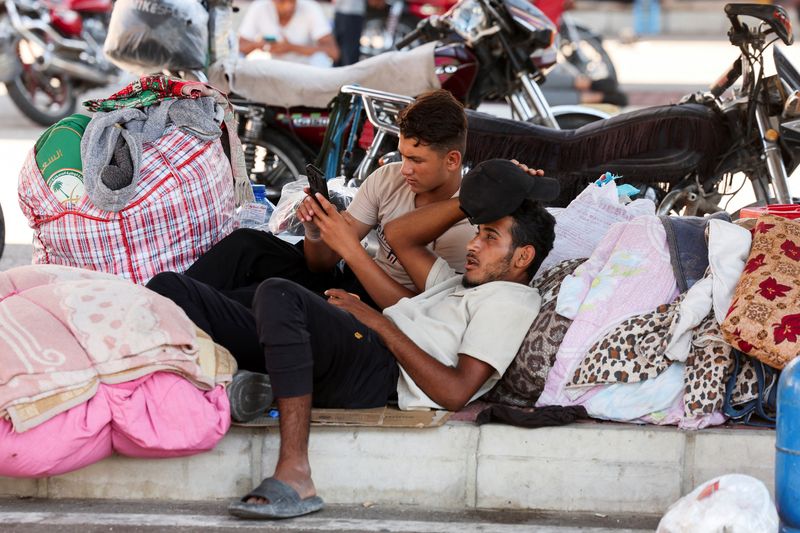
{"left": 0, "top": 372, "right": 230, "bottom": 478}
{"left": 0, "top": 265, "right": 228, "bottom": 432}
{"left": 537, "top": 216, "right": 679, "bottom": 408}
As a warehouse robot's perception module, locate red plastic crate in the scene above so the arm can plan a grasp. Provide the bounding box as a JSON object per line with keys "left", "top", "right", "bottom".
{"left": 739, "top": 204, "right": 800, "bottom": 220}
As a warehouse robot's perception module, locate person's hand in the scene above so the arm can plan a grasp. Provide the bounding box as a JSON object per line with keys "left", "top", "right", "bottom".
{"left": 296, "top": 186, "right": 322, "bottom": 240}
{"left": 325, "top": 288, "right": 383, "bottom": 327}
{"left": 267, "top": 39, "right": 293, "bottom": 55}
{"left": 302, "top": 192, "right": 363, "bottom": 260}
{"left": 367, "top": 0, "right": 385, "bottom": 8}
{"left": 510, "top": 159, "right": 544, "bottom": 177}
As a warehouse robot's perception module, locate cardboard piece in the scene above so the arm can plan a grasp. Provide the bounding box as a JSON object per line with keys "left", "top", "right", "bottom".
{"left": 233, "top": 406, "right": 451, "bottom": 428}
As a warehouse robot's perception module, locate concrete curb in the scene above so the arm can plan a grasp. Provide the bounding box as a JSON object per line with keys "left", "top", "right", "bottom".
{"left": 0, "top": 422, "right": 776, "bottom": 514}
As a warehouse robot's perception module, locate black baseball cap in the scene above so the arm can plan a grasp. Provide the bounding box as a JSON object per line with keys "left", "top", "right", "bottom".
{"left": 459, "top": 159, "right": 560, "bottom": 224}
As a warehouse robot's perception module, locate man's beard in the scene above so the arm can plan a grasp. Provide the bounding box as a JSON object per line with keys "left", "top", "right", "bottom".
{"left": 461, "top": 250, "right": 514, "bottom": 288}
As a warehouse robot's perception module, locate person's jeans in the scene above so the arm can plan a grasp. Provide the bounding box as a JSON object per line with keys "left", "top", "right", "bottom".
{"left": 334, "top": 12, "right": 365, "bottom": 66}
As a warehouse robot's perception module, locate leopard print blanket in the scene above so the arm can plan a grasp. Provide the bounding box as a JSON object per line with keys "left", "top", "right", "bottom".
{"left": 483, "top": 259, "right": 586, "bottom": 407}
{"left": 568, "top": 293, "right": 743, "bottom": 420}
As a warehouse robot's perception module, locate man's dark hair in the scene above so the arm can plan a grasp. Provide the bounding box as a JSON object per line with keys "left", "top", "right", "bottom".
{"left": 509, "top": 199, "right": 556, "bottom": 280}
{"left": 397, "top": 89, "right": 467, "bottom": 155}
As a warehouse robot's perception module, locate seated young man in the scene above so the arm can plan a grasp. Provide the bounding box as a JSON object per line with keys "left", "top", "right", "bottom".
{"left": 145, "top": 89, "right": 473, "bottom": 413}
{"left": 226, "top": 159, "right": 558, "bottom": 520}
{"left": 174, "top": 88, "right": 473, "bottom": 311}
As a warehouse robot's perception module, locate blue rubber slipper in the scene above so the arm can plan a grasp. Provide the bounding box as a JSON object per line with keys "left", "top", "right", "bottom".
{"left": 227, "top": 370, "right": 273, "bottom": 423}
{"left": 228, "top": 477, "right": 324, "bottom": 519}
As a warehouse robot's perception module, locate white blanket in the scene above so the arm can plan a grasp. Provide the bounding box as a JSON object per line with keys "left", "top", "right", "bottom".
{"left": 663, "top": 219, "right": 752, "bottom": 362}
{"left": 209, "top": 42, "right": 441, "bottom": 108}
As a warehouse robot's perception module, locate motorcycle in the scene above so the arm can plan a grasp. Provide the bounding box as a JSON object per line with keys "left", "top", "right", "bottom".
{"left": 360, "top": 0, "right": 619, "bottom": 85}
{"left": 343, "top": 3, "right": 800, "bottom": 216}
{"left": 216, "top": 0, "right": 608, "bottom": 201}
{"left": 0, "top": 0, "right": 119, "bottom": 126}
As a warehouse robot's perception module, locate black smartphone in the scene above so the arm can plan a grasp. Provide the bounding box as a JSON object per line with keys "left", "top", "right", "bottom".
{"left": 305, "top": 163, "right": 330, "bottom": 201}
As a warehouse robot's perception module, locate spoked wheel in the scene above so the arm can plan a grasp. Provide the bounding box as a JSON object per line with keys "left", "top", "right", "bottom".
{"left": 6, "top": 40, "right": 76, "bottom": 126}
{"left": 656, "top": 180, "right": 725, "bottom": 216}
{"left": 242, "top": 130, "right": 307, "bottom": 204}
{"left": 560, "top": 24, "right": 618, "bottom": 83}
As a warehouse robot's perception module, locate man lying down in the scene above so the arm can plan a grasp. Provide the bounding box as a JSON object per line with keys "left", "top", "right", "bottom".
{"left": 227, "top": 159, "right": 558, "bottom": 519}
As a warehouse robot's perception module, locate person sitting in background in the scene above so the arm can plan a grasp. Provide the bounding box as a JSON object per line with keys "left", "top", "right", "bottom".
{"left": 238, "top": 0, "right": 340, "bottom": 67}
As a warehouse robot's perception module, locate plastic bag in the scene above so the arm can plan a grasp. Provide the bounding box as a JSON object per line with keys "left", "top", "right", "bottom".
{"left": 535, "top": 180, "right": 655, "bottom": 278}
{"left": 104, "top": 0, "right": 208, "bottom": 73}
{"left": 268, "top": 177, "right": 357, "bottom": 236}
{"left": 236, "top": 184, "right": 275, "bottom": 232}
{"left": 657, "top": 474, "right": 778, "bottom": 533}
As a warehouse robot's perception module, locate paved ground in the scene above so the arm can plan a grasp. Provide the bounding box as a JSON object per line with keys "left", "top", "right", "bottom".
{"left": 0, "top": 498, "right": 660, "bottom": 532}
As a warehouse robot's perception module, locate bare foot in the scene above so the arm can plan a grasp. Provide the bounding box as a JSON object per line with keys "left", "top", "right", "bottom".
{"left": 574, "top": 75, "right": 592, "bottom": 92}
{"left": 579, "top": 91, "right": 605, "bottom": 104}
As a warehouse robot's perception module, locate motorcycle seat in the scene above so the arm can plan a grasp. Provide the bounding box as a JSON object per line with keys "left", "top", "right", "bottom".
{"left": 464, "top": 103, "right": 731, "bottom": 206}
{"left": 208, "top": 42, "right": 440, "bottom": 109}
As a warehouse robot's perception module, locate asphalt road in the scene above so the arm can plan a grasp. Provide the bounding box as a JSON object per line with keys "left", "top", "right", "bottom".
{"left": 0, "top": 498, "right": 661, "bottom": 532}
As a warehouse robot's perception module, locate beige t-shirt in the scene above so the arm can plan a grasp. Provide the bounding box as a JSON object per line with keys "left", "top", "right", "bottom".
{"left": 384, "top": 270, "right": 542, "bottom": 410}
{"left": 346, "top": 162, "right": 475, "bottom": 290}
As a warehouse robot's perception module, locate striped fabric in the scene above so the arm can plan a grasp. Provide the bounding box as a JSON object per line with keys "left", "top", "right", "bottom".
{"left": 18, "top": 128, "right": 235, "bottom": 284}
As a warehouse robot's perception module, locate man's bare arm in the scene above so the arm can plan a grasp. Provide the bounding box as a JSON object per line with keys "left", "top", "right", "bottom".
{"left": 297, "top": 193, "right": 371, "bottom": 272}
{"left": 239, "top": 36, "right": 266, "bottom": 55}
{"left": 383, "top": 198, "right": 466, "bottom": 291}
{"left": 306, "top": 194, "right": 416, "bottom": 308}
{"left": 268, "top": 34, "right": 340, "bottom": 62}
{"left": 302, "top": 211, "right": 370, "bottom": 272}
{"left": 327, "top": 289, "right": 493, "bottom": 410}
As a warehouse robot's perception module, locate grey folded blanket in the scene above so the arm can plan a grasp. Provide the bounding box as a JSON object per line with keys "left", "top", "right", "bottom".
{"left": 81, "top": 96, "right": 222, "bottom": 212}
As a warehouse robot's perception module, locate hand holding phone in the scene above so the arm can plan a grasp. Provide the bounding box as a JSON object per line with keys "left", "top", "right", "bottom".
{"left": 305, "top": 164, "right": 330, "bottom": 202}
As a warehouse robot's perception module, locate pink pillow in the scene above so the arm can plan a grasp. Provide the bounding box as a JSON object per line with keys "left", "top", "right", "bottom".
{"left": 0, "top": 372, "right": 230, "bottom": 478}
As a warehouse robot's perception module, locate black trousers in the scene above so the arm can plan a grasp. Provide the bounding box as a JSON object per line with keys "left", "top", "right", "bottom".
{"left": 146, "top": 273, "right": 399, "bottom": 407}
{"left": 333, "top": 12, "right": 364, "bottom": 66}
{"left": 146, "top": 272, "right": 265, "bottom": 372}
{"left": 254, "top": 278, "right": 399, "bottom": 407}
{"left": 183, "top": 228, "right": 377, "bottom": 309}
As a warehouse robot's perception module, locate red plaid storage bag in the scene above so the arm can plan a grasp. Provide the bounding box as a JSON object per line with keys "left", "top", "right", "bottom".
{"left": 18, "top": 127, "right": 236, "bottom": 284}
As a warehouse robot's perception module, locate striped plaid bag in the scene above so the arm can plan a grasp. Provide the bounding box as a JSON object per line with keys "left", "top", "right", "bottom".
{"left": 18, "top": 127, "right": 236, "bottom": 284}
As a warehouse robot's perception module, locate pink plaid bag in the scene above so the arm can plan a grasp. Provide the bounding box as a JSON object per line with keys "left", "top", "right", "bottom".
{"left": 18, "top": 128, "right": 235, "bottom": 284}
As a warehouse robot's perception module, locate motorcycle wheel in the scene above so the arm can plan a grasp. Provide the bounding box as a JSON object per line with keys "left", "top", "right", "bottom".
{"left": 359, "top": 12, "right": 417, "bottom": 58}
{"left": 561, "top": 25, "right": 618, "bottom": 83}
{"left": 6, "top": 42, "right": 77, "bottom": 126}
{"left": 655, "top": 179, "right": 725, "bottom": 217}
{"left": 243, "top": 130, "right": 307, "bottom": 204}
